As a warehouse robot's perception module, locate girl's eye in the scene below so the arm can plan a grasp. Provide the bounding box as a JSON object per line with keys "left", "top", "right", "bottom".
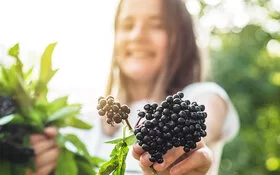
{"left": 148, "top": 21, "right": 164, "bottom": 29}
{"left": 118, "top": 22, "right": 133, "bottom": 31}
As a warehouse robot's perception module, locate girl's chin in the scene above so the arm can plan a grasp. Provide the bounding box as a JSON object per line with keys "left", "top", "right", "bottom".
{"left": 123, "top": 69, "right": 155, "bottom": 81}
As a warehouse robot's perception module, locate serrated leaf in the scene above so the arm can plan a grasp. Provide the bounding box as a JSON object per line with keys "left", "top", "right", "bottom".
{"left": 35, "top": 43, "right": 57, "bottom": 103}
{"left": 113, "top": 145, "right": 129, "bottom": 175}
{"left": 56, "top": 148, "right": 78, "bottom": 175}
{"left": 13, "top": 73, "right": 34, "bottom": 114}
{"left": 91, "top": 156, "right": 106, "bottom": 168}
{"left": 8, "top": 43, "right": 24, "bottom": 78}
{"left": 47, "top": 105, "right": 81, "bottom": 123}
{"left": 8, "top": 43, "right": 20, "bottom": 58}
{"left": 75, "top": 154, "right": 96, "bottom": 175}
{"left": 24, "top": 66, "right": 34, "bottom": 81}
{"left": 97, "top": 156, "right": 119, "bottom": 175}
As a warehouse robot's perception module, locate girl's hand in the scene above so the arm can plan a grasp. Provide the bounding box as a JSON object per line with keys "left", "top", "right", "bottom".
{"left": 132, "top": 141, "right": 212, "bottom": 175}
{"left": 26, "top": 127, "right": 60, "bottom": 175}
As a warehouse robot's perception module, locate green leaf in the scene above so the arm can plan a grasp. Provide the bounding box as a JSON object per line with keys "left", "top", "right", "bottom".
{"left": 63, "top": 134, "right": 91, "bottom": 157}
{"left": 47, "top": 105, "right": 81, "bottom": 123}
{"left": 75, "top": 154, "right": 96, "bottom": 175}
{"left": 48, "top": 96, "right": 69, "bottom": 114}
{"left": 8, "top": 43, "right": 20, "bottom": 58}
{"left": 0, "top": 159, "right": 11, "bottom": 175}
{"left": 56, "top": 148, "right": 78, "bottom": 175}
{"left": 0, "top": 114, "right": 16, "bottom": 125}
{"left": 35, "top": 43, "right": 58, "bottom": 104}
{"left": 124, "top": 134, "right": 137, "bottom": 146}
{"left": 97, "top": 156, "right": 119, "bottom": 175}
{"left": 24, "top": 66, "right": 34, "bottom": 81}
{"left": 64, "top": 117, "right": 92, "bottom": 129}
{"left": 104, "top": 138, "right": 123, "bottom": 144}
{"left": 8, "top": 43, "right": 24, "bottom": 78}
{"left": 91, "top": 156, "right": 106, "bottom": 168}
{"left": 113, "top": 145, "right": 129, "bottom": 175}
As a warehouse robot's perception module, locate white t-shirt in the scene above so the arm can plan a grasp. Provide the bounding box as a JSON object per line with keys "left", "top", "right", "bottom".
{"left": 61, "top": 82, "right": 240, "bottom": 175}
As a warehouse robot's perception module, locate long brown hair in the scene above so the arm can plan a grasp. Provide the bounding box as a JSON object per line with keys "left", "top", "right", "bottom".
{"left": 105, "top": 0, "right": 204, "bottom": 104}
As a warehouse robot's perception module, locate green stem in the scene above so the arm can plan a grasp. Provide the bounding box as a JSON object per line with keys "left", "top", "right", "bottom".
{"left": 150, "top": 165, "right": 158, "bottom": 175}
{"left": 122, "top": 125, "right": 127, "bottom": 139}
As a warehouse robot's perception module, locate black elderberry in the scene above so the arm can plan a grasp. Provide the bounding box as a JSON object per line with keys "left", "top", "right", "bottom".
{"left": 151, "top": 103, "right": 158, "bottom": 110}
{"left": 173, "top": 94, "right": 180, "bottom": 99}
{"left": 178, "top": 117, "right": 185, "bottom": 124}
{"left": 166, "top": 95, "right": 173, "bottom": 103}
{"left": 177, "top": 91, "right": 184, "bottom": 98}
{"left": 172, "top": 104, "right": 181, "bottom": 113}
{"left": 144, "top": 104, "right": 151, "bottom": 111}
{"left": 157, "top": 158, "right": 164, "bottom": 164}
{"left": 156, "top": 106, "right": 163, "bottom": 112}
{"left": 200, "top": 105, "right": 205, "bottom": 111}
{"left": 173, "top": 98, "right": 181, "bottom": 104}
{"left": 0, "top": 95, "right": 16, "bottom": 118}
{"left": 146, "top": 113, "right": 153, "bottom": 120}
{"left": 183, "top": 146, "right": 190, "bottom": 153}
{"left": 136, "top": 133, "right": 143, "bottom": 140}
{"left": 161, "top": 101, "right": 169, "bottom": 108}
{"left": 149, "top": 156, "right": 156, "bottom": 162}
{"left": 162, "top": 108, "right": 170, "bottom": 116}
{"left": 185, "top": 100, "right": 190, "bottom": 105}
{"left": 138, "top": 111, "right": 146, "bottom": 118}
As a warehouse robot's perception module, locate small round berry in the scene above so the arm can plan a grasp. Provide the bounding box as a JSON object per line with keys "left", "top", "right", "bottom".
{"left": 113, "top": 114, "right": 122, "bottom": 123}
{"left": 144, "top": 104, "right": 151, "bottom": 111}
{"left": 166, "top": 95, "right": 173, "bottom": 103}
{"left": 98, "top": 109, "right": 105, "bottom": 116}
{"left": 99, "top": 99, "right": 107, "bottom": 107}
{"left": 138, "top": 111, "right": 146, "bottom": 118}
{"left": 177, "top": 91, "right": 184, "bottom": 98}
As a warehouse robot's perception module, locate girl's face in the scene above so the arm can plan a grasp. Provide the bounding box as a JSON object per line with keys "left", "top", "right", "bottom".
{"left": 115, "top": 0, "right": 168, "bottom": 84}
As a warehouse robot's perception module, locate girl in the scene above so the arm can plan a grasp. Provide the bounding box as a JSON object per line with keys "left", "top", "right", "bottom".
{"left": 29, "top": 0, "right": 239, "bottom": 174}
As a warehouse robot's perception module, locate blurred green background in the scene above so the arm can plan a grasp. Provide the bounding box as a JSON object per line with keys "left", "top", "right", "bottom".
{"left": 194, "top": 0, "right": 280, "bottom": 174}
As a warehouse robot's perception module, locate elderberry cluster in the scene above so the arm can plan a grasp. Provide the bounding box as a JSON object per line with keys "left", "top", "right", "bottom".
{"left": 0, "top": 95, "right": 16, "bottom": 118}
{"left": 97, "top": 96, "right": 130, "bottom": 125}
{"left": 134, "top": 91, "right": 207, "bottom": 164}
{"left": 0, "top": 95, "right": 35, "bottom": 163}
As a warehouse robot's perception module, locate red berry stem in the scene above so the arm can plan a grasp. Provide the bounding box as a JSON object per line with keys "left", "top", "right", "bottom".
{"left": 135, "top": 117, "right": 143, "bottom": 128}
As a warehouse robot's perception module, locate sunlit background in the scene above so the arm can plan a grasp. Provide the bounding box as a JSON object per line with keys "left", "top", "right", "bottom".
{"left": 0, "top": 0, "right": 280, "bottom": 174}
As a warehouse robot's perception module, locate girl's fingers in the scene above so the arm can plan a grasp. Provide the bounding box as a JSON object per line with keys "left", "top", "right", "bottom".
{"left": 132, "top": 144, "right": 145, "bottom": 160}
{"left": 30, "top": 134, "right": 47, "bottom": 145}
{"left": 169, "top": 148, "right": 212, "bottom": 175}
{"left": 35, "top": 148, "right": 60, "bottom": 168}
{"left": 33, "top": 139, "right": 56, "bottom": 155}
{"left": 37, "top": 162, "right": 57, "bottom": 175}
{"left": 44, "top": 127, "right": 58, "bottom": 138}
{"left": 153, "top": 147, "right": 185, "bottom": 172}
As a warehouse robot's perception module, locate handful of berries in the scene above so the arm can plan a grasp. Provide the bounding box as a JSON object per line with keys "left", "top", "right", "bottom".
{"left": 97, "top": 91, "right": 207, "bottom": 165}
